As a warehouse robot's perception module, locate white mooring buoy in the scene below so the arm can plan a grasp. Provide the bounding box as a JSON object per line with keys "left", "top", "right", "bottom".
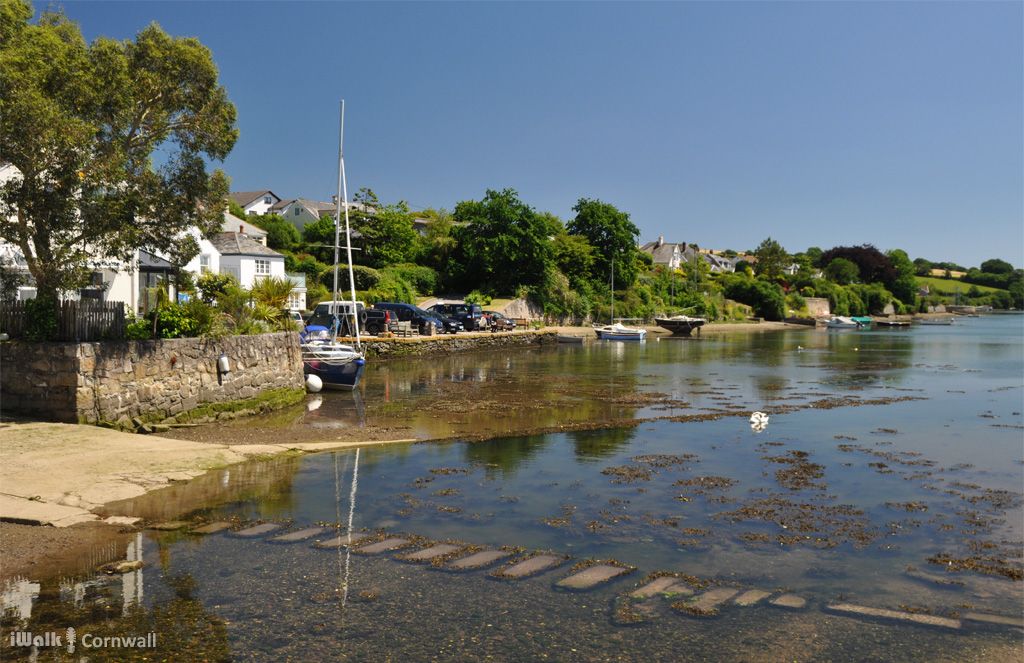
{"left": 305, "top": 374, "right": 323, "bottom": 393}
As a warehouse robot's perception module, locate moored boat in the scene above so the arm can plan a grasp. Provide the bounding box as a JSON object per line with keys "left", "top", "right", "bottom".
{"left": 654, "top": 315, "right": 706, "bottom": 336}
{"left": 826, "top": 316, "right": 861, "bottom": 329}
{"left": 301, "top": 327, "right": 365, "bottom": 389}
{"left": 594, "top": 322, "right": 647, "bottom": 341}
{"left": 557, "top": 334, "right": 585, "bottom": 344}
{"left": 917, "top": 318, "right": 954, "bottom": 326}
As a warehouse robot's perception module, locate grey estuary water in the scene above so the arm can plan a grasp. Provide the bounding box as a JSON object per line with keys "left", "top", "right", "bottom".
{"left": 4, "top": 317, "right": 1023, "bottom": 661}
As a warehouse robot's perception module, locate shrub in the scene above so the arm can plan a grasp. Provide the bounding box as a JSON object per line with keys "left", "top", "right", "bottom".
{"left": 197, "top": 272, "right": 236, "bottom": 304}
{"left": 464, "top": 290, "right": 493, "bottom": 306}
{"left": 385, "top": 263, "right": 438, "bottom": 296}
{"left": 23, "top": 294, "right": 58, "bottom": 341}
{"left": 329, "top": 264, "right": 381, "bottom": 291}
{"left": 720, "top": 275, "right": 786, "bottom": 320}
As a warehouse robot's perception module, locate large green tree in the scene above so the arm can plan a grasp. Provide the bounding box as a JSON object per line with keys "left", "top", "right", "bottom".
{"left": 348, "top": 188, "right": 417, "bottom": 268}
{"left": 450, "top": 188, "right": 553, "bottom": 293}
{"left": 885, "top": 248, "right": 918, "bottom": 306}
{"left": 567, "top": 198, "right": 640, "bottom": 289}
{"left": 0, "top": 1, "right": 237, "bottom": 303}
{"left": 753, "top": 237, "right": 789, "bottom": 280}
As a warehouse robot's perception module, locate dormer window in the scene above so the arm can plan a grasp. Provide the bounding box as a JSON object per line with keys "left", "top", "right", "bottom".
{"left": 263, "top": 195, "right": 272, "bottom": 205}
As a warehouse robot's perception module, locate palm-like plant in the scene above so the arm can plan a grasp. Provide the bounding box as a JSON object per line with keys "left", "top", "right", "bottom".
{"left": 250, "top": 276, "right": 295, "bottom": 311}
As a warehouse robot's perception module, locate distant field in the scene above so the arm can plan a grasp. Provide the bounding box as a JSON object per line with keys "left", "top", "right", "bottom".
{"left": 916, "top": 276, "right": 1005, "bottom": 295}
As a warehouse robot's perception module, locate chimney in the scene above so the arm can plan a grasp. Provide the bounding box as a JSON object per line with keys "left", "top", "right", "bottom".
{"left": 239, "top": 225, "right": 244, "bottom": 234}
{"left": 657, "top": 235, "right": 664, "bottom": 247}
{"left": 331, "top": 195, "right": 338, "bottom": 205}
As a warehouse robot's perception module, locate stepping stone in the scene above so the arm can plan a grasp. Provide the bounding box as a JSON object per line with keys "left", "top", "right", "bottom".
{"left": 147, "top": 521, "right": 189, "bottom": 531}
{"left": 770, "top": 594, "right": 807, "bottom": 609}
{"left": 496, "top": 555, "right": 566, "bottom": 579}
{"left": 676, "top": 588, "right": 739, "bottom": 616}
{"left": 232, "top": 523, "right": 283, "bottom": 538}
{"left": 631, "top": 576, "right": 684, "bottom": 599}
{"left": 734, "top": 589, "right": 771, "bottom": 606}
{"left": 190, "top": 521, "right": 233, "bottom": 535}
{"left": 448, "top": 549, "right": 511, "bottom": 570}
{"left": 270, "top": 527, "right": 328, "bottom": 543}
{"left": 401, "top": 544, "right": 462, "bottom": 562}
{"left": 825, "top": 603, "right": 961, "bottom": 630}
{"left": 556, "top": 565, "right": 632, "bottom": 590}
{"left": 962, "top": 612, "right": 1024, "bottom": 629}
{"left": 353, "top": 538, "right": 411, "bottom": 554}
{"left": 314, "top": 532, "right": 370, "bottom": 549}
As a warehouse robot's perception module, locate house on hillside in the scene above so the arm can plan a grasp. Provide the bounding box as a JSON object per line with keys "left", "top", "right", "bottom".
{"left": 228, "top": 190, "right": 281, "bottom": 216}
{"left": 207, "top": 232, "right": 286, "bottom": 288}
{"left": 640, "top": 236, "right": 686, "bottom": 270}
{"left": 271, "top": 198, "right": 337, "bottom": 230}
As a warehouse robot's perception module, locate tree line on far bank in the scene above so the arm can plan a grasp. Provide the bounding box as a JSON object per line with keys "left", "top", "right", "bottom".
{"left": 239, "top": 186, "right": 1024, "bottom": 323}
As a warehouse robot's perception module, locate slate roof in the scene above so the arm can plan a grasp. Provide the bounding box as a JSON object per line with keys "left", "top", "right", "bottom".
{"left": 639, "top": 240, "right": 685, "bottom": 265}
{"left": 208, "top": 232, "right": 282, "bottom": 257}
{"left": 228, "top": 190, "right": 278, "bottom": 207}
{"left": 222, "top": 212, "right": 267, "bottom": 238}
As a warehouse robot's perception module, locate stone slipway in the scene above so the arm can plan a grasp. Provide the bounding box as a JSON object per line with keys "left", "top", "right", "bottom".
{"left": 0, "top": 422, "right": 415, "bottom": 527}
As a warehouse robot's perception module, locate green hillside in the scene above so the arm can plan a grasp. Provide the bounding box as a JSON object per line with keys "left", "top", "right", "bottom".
{"left": 916, "top": 276, "right": 1005, "bottom": 295}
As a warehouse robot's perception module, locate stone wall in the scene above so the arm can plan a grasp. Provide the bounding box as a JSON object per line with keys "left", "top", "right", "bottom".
{"left": 358, "top": 330, "right": 557, "bottom": 359}
{"left": 805, "top": 297, "right": 831, "bottom": 317}
{"left": 1, "top": 332, "right": 304, "bottom": 425}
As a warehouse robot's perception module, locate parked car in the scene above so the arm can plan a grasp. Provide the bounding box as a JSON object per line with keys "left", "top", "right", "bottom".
{"left": 373, "top": 302, "right": 443, "bottom": 335}
{"left": 484, "top": 310, "right": 516, "bottom": 331}
{"left": 429, "top": 303, "right": 486, "bottom": 331}
{"left": 307, "top": 300, "right": 390, "bottom": 335}
{"left": 424, "top": 311, "right": 464, "bottom": 334}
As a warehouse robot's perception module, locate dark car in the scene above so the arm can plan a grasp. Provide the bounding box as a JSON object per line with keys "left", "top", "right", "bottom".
{"left": 373, "top": 302, "right": 443, "bottom": 335}
{"left": 429, "top": 303, "right": 486, "bottom": 331}
{"left": 484, "top": 310, "right": 516, "bottom": 331}
{"left": 424, "top": 311, "right": 464, "bottom": 334}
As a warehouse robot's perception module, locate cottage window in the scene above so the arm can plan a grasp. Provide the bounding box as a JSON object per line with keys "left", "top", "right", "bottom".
{"left": 255, "top": 259, "right": 270, "bottom": 275}
{"left": 294, "top": 207, "right": 301, "bottom": 216}
{"left": 199, "top": 254, "right": 211, "bottom": 273}
{"left": 263, "top": 195, "right": 272, "bottom": 205}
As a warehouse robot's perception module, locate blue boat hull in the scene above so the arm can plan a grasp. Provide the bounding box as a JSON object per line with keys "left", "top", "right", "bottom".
{"left": 304, "top": 357, "right": 366, "bottom": 390}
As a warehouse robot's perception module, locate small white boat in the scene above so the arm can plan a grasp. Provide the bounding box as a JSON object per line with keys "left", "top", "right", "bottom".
{"left": 918, "top": 318, "right": 954, "bottom": 326}
{"left": 556, "top": 334, "right": 585, "bottom": 344}
{"left": 826, "top": 316, "right": 860, "bottom": 329}
{"left": 594, "top": 322, "right": 647, "bottom": 341}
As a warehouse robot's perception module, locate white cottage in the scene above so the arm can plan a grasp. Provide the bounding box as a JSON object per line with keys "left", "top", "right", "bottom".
{"left": 207, "top": 232, "right": 286, "bottom": 288}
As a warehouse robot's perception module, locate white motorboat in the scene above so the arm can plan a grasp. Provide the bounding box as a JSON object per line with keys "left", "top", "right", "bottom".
{"left": 826, "top": 316, "right": 860, "bottom": 329}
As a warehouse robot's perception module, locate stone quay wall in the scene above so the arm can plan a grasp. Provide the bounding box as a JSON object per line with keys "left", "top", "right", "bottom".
{"left": 0, "top": 332, "right": 304, "bottom": 425}
{"left": 350, "top": 329, "right": 558, "bottom": 359}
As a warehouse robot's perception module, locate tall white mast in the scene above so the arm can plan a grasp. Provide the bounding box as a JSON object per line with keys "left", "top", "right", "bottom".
{"left": 334, "top": 100, "right": 361, "bottom": 346}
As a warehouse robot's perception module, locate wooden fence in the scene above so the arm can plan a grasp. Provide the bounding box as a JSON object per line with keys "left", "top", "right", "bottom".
{"left": 0, "top": 300, "right": 126, "bottom": 341}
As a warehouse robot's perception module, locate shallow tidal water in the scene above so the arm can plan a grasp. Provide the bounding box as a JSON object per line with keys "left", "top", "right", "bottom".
{"left": 3, "top": 317, "right": 1023, "bottom": 661}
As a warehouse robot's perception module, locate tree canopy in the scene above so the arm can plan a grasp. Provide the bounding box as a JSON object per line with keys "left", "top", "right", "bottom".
{"left": 0, "top": 0, "right": 237, "bottom": 301}
{"left": 753, "top": 237, "right": 789, "bottom": 280}
{"left": 567, "top": 198, "right": 640, "bottom": 290}
{"left": 450, "top": 188, "right": 553, "bottom": 294}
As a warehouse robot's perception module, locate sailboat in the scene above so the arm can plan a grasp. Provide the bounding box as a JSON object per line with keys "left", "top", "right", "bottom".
{"left": 593, "top": 257, "right": 646, "bottom": 341}
{"left": 301, "top": 101, "right": 366, "bottom": 390}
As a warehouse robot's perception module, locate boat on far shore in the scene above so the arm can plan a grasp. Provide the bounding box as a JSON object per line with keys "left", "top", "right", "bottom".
{"left": 917, "top": 317, "right": 955, "bottom": 326}
{"left": 594, "top": 322, "right": 647, "bottom": 341}
{"left": 557, "top": 334, "right": 585, "bottom": 344}
{"left": 654, "top": 315, "right": 706, "bottom": 336}
{"left": 826, "top": 316, "right": 861, "bottom": 329}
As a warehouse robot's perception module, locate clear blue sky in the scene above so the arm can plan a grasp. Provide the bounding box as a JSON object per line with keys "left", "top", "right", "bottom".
{"left": 52, "top": 1, "right": 1024, "bottom": 267}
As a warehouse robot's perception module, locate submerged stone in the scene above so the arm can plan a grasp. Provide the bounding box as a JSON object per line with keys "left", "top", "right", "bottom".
{"left": 270, "top": 527, "right": 328, "bottom": 543}
{"left": 401, "top": 543, "right": 461, "bottom": 562}
{"left": 733, "top": 589, "right": 771, "bottom": 606}
{"left": 190, "top": 521, "right": 233, "bottom": 535}
{"left": 630, "top": 577, "right": 692, "bottom": 599}
{"left": 675, "top": 588, "right": 739, "bottom": 617}
{"left": 497, "top": 555, "right": 566, "bottom": 579}
{"left": 448, "top": 549, "right": 512, "bottom": 570}
{"left": 232, "top": 523, "right": 283, "bottom": 538}
{"left": 556, "top": 564, "right": 632, "bottom": 590}
{"left": 354, "top": 538, "right": 412, "bottom": 554}
{"left": 314, "top": 532, "right": 369, "bottom": 549}
{"left": 631, "top": 577, "right": 680, "bottom": 599}
{"left": 770, "top": 594, "right": 806, "bottom": 609}
{"left": 147, "top": 521, "right": 189, "bottom": 531}
{"left": 825, "top": 603, "right": 961, "bottom": 629}
{"left": 962, "top": 612, "right": 1024, "bottom": 629}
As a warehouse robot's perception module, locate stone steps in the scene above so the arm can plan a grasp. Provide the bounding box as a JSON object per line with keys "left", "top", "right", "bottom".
{"left": 160, "top": 518, "right": 1022, "bottom": 632}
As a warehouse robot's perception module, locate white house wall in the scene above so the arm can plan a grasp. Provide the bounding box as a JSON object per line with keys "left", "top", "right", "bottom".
{"left": 242, "top": 194, "right": 279, "bottom": 216}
